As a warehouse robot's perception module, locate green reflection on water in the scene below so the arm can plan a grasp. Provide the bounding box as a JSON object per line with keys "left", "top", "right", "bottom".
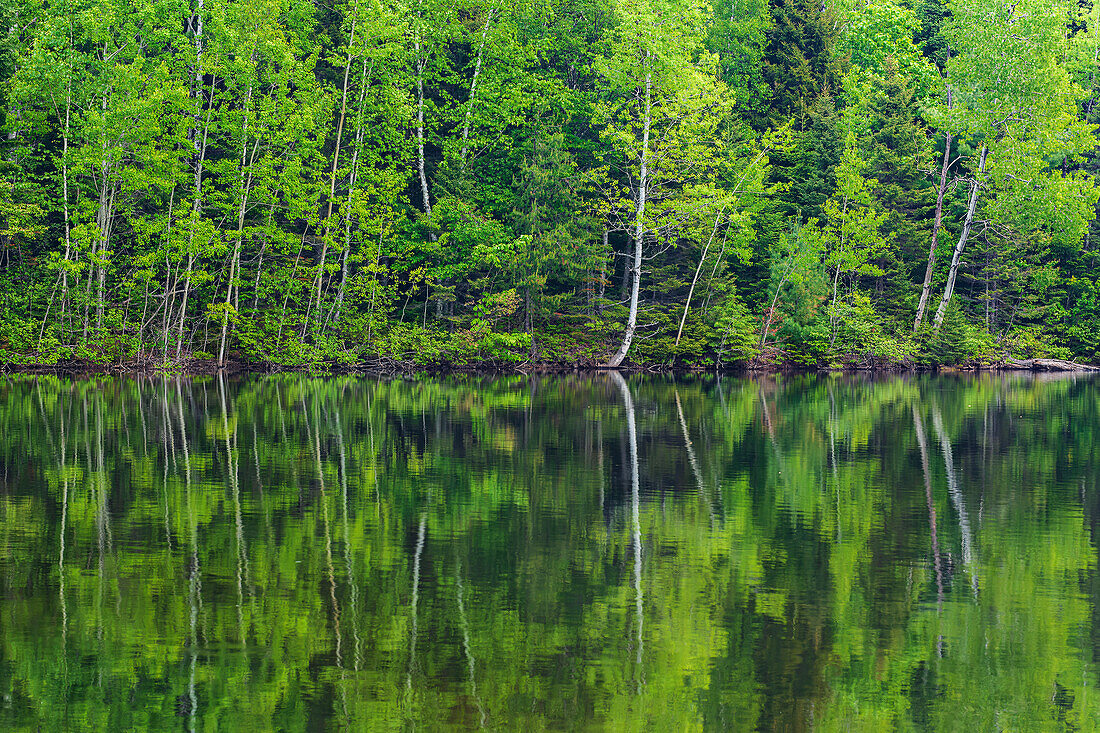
{"left": 0, "top": 373, "right": 1098, "bottom": 731}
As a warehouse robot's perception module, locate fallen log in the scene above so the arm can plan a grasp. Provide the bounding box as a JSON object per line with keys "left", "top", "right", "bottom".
{"left": 1002, "top": 358, "right": 1100, "bottom": 372}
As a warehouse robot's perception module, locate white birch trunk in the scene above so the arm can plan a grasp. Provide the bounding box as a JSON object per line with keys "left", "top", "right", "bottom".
{"left": 675, "top": 208, "right": 723, "bottom": 347}
{"left": 915, "top": 76, "right": 954, "bottom": 333}
{"left": 415, "top": 54, "right": 432, "bottom": 223}
{"left": 933, "top": 144, "right": 987, "bottom": 332}
{"left": 315, "top": 4, "right": 359, "bottom": 333}
{"left": 606, "top": 53, "right": 652, "bottom": 368}
{"left": 914, "top": 126, "right": 953, "bottom": 332}
{"left": 219, "top": 84, "right": 255, "bottom": 367}
{"left": 459, "top": 6, "right": 495, "bottom": 165}
{"left": 59, "top": 61, "right": 73, "bottom": 335}
{"left": 177, "top": 0, "right": 207, "bottom": 358}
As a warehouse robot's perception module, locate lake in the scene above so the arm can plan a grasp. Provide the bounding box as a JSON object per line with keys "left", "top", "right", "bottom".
{"left": 1, "top": 372, "right": 1098, "bottom": 730}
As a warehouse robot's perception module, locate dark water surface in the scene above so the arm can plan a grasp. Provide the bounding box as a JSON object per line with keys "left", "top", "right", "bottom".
{"left": 2, "top": 373, "right": 1099, "bottom": 730}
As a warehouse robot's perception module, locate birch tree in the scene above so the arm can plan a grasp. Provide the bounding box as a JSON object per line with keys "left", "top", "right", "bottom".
{"left": 595, "top": 0, "right": 728, "bottom": 367}
{"left": 931, "top": 0, "right": 1096, "bottom": 333}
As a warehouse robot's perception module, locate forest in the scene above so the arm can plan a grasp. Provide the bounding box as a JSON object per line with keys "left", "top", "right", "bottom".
{"left": 0, "top": 0, "right": 1099, "bottom": 369}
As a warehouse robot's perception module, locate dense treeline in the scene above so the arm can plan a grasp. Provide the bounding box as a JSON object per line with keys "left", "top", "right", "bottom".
{"left": 1, "top": 0, "right": 1099, "bottom": 368}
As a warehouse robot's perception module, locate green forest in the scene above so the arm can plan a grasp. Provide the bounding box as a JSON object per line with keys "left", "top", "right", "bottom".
{"left": 1, "top": 0, "right": 1099, "bottom": 369}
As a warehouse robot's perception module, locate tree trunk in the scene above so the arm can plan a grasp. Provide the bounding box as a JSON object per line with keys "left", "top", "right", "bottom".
{"left": 160, "top": 188, "right": 177, "bottom": 359}
{"left": 332, "top": 56, "right": 371, "bottom": 329}
{"left": 606, "top": 53, "right": 652, "bottom": 368}
{"left": 459, "top": 5, "right": 495, "bottom": 165}
{"left": 415, "top": 39, "right": 432, "bottom": 224}
{"left": 178, "top": 4, "right": 209, "bottom": 358}
{"left": 759, "top": 246, "right": 803, "bottom": 354}
{"left": 675, "top": 208, "right": 723, "bottom": 347}
{"left": 914, "top": 86, "right": 953, "bottom": 333}
{"left": 219, "top": 85, "right": 255, "bottom": 367}
{"left": 314, "top": 4, "right": 359, "bottom": 335}
{"left": 933, "top": 144, "right": 987, "bottom": 332}
{"left": 595, "top": 229, "right": 609, "bottom": 314}
{"left": 94, "top": 68, "right": 112, "bottom": 337}
{"left": 59, "top": 58, "right": 73, "bottom": 338}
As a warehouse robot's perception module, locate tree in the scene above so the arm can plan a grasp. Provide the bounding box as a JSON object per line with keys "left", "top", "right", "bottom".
{"left": 595, "top": 0, "right": 729, "bottom": 366}
{"left": 803, "top": 133, "right": 889, "bottom": 355}
{"left": 930, "top": 0, "right": 1097, "bottom": 333}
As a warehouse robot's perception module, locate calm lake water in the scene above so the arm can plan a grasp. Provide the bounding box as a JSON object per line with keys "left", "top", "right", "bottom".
{"left": 1, "top": 373, "right": 1099, "bottom": 730}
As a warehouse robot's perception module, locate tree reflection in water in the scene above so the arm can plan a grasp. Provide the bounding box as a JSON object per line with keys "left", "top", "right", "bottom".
{"left": 0, "top": 373, "right": 1097, "bottom": 730}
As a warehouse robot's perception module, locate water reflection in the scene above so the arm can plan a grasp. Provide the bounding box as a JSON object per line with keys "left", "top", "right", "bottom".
{"left": 0, "top": 372, "right": 1098, "bottom": 730}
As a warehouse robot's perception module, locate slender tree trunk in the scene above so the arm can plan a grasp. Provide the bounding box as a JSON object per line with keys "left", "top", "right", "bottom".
{"left": 94, "top": 70, "right": 111, "bottom": 337}
{"left": 94, "top": 185, "right": 115, "bottom": 337}
{"left": 759, "top": 247, "right": 803, "bottom": 354}
{"left": 219, "top": 86, "right": 255, "bottom": 367}
{"left": 676, "top": 208, "right": 723, "bottom": 347}
{"left": 331, "top": 56, "right": 371, "bottom": 329}
{"left": 176, "top": 250, "right": 195, "bottom": 357}
{"left": 606, "top": 53, "right": 652, "bottom": 368}
{"left": 827, "top": 262, "right": 842, "bottom": 350}
{"left": 315, "top": 4, "right": 359, "bottom": 335}
{"left": 459, "top": 5, "right": 495, "bottom": 165}
{"left": 59, "top": 55, "right": 74, "bottom": 338}
{"left": 933, "top": 144, "right": 987, "bottom": 332}
{"left": 596, "top": 229, "right": 609, "bottom": 313}
{"left": 161, "top": 187, "right": 177, "bottom": 359}
{"left": 915, "top": 132, "right": 953, "bottom": 332}
{"left": 414, "top": 9, "right": 436, "bottom": 250}
{"left": 416, "top": 55, "right": 432, "bottom": 222}
{"left": 178, "top": 107, "right": 214, "bottom": 359}
{"left": 914, "top": 85, "right": 953, "bottom": 333}
{"left": 178, "top": 6, "right": 209, "bottom": 358}
{"left": 82, "top": 245, "right": 93, "bottom": 342}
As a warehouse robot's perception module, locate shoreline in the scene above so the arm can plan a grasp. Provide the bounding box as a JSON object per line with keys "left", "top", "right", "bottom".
{"left": 2, "top": 356, "right": 1097, "bottom": 377}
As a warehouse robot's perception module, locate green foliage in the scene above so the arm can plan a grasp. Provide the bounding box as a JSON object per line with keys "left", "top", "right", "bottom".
{"left": 917, "top": 298, "right": 997, "bottom": 366}
{"left": 2, "top": 374, "right": 1100, "bottom": 728}
{"left": 829, "top": 289, "right": 912, "bottom": 366}
{"left": 1004, "top": 326, "right": 1073, "bottom": 361}
{"left": 0, "top": 0, "right": 1095, "bottom": 371}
